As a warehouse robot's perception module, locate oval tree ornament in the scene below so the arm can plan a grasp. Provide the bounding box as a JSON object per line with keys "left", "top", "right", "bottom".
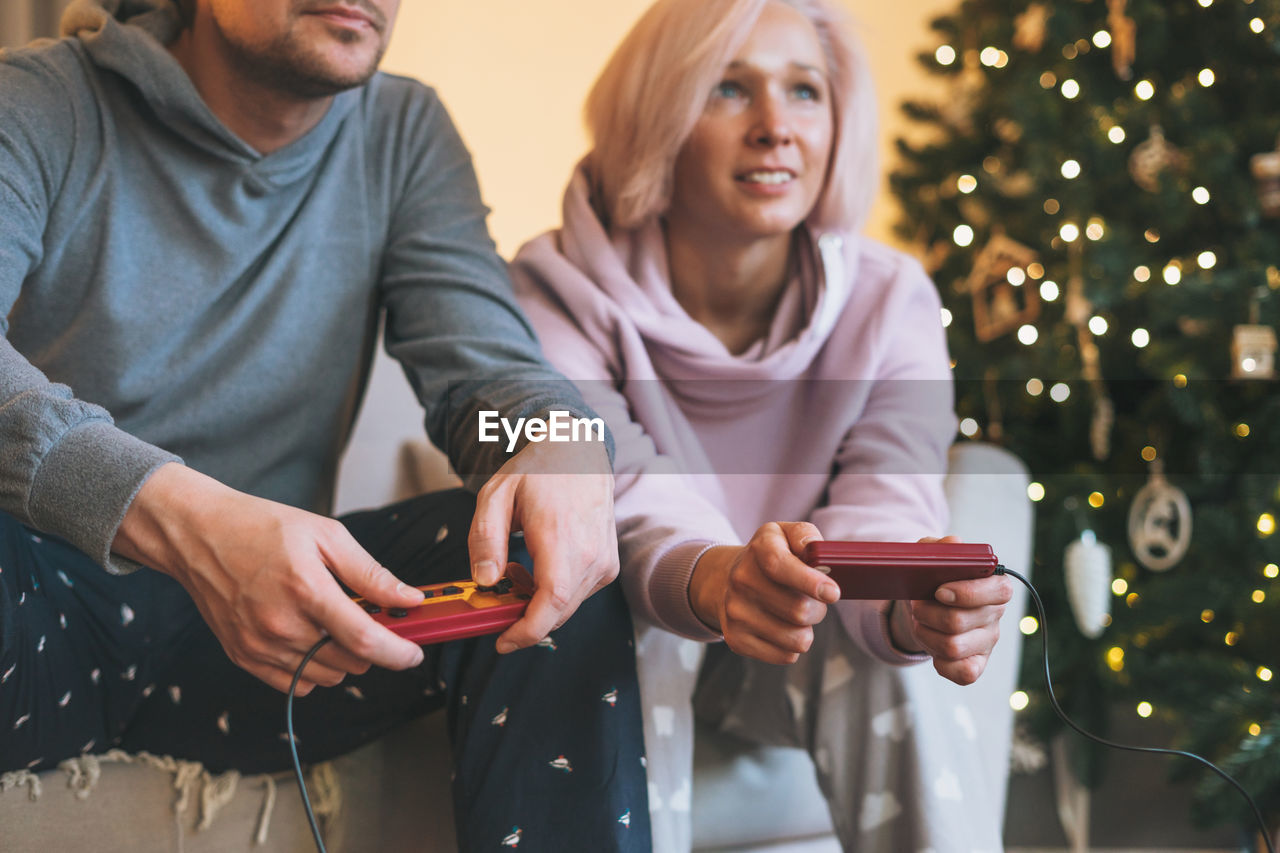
{"left": 1127, "top": 467, "right": 1192, "bottom": 572}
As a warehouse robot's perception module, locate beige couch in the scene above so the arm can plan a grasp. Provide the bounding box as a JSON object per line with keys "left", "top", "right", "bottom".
{"left": 0, "top": 441, "right": 1032, "bottom": 852}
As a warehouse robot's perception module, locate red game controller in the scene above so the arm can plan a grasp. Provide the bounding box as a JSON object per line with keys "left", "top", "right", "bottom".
{"left": 802, "top": 540, "right": 1000, "bottom": 600}
{"left": 356, "top": 567, "right": 534, "bottom": 645}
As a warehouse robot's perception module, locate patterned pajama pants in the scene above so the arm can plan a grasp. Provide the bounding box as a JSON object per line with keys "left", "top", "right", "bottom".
{"left": 0, "top": 489, "right": 650, "bottom": 852}
{"left": 694, "top": 614, "right": 1008, "bottom": 853}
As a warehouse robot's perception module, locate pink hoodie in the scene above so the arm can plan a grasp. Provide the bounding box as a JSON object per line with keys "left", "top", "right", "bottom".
{"left": 510, "top": 166, "right": 957, "bottom": 664}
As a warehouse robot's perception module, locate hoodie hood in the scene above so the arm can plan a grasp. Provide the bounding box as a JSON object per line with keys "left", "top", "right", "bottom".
{"left": 61, "top": 0, "right": 361, "bottom": 188}
{"left": 521, "top": 161, "right": 861, "bottom": 400}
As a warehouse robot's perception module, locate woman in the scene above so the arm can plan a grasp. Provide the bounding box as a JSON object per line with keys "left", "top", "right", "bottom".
{"left": 510, "top": 0, "right": 1015, "bottom": 849}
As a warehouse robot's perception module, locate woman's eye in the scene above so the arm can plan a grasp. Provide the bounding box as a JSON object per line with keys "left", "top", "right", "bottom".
{"left": 713, "top": 81, "right": 745, "bottom": 99}
{"left": 792, "top": 83, "right": 821, "bottom": 101}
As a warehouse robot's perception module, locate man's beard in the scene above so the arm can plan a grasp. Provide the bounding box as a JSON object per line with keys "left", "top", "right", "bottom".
{"left": 219, "top": 21, "right": 387, "bottom": 99}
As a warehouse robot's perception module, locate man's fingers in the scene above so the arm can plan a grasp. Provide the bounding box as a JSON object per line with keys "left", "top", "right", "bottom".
{"left": 499, "top": 516, "right": 586, "bottom": 649}
{"left": 296, "top": 658, "right": 350, "bottom": 688}
{"left": 310, "top": 641, "right": 374, "bottom": 677}
{"left": 252, "top": 664, "right": 318, "bottom": 696}
{"left": 306, "top": 532, "right": 425, "bottom": 670}
{"left": 588, "top": 563, "right": 617, "bottom": 597}
{"left": 497, "top": 524, "right": 595, "bottom": 649}
{"left": 250, "top": 643, "right": 359, "bottom": 692}
{"left": 522, "top": 514, "right": 599, "bottom": 611}
{"left": 245, "top": 621, "right": 377, "bottom": 695}
{"left": 496, "top": 584, "right": 577, "bottom": 652}
{"left": 474, "top": 447, "right": 618, "bottom": 652}
{"left": 319, "top": 522, "right": 425, "bottom": 609}
{"left": 309, "top": 590, "right": 424, "bottom": 670}
{"left": 469, "top": 485, "right": 514, "bottom": 586}
{"left": 514, "top": 500, "right": 606, "bottom": 638}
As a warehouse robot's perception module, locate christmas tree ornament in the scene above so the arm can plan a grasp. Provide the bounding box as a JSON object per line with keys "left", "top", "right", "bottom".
{"left": 1064, "top": 273, "right": 1090, "bottom": 328}
{"left": 1129, "top": 126, "right": 1187, "bottom": 192}
{"left": 1066, "top": 246, "right": 1115, "bottom": 460}
{"left": 1065, "top": 529, "right": 1112, "bottom": 638}
{"left": 1012, "top": 3, "right": 1049, "bottom": 53}
{"left": 1107, "top": 0, "right": 1136, "bottom": 79}
{"left": 994, "top": 118, "right": 1024, "bottom": 144}
{"left": 1251, "top": 134, "right": 1280, "bottom": 218}
{"left": 922, "top": 240, "right": 951, "bottom": 276}
{"left": 967, "top": 233, "right": 1041, "bottom": 342}
{"left": 959, "top": 197, "right": 993, "bottom": 229}
{"left": 1009, "top": 725, "right": 1048, "bottom": 774}
{"left": 1090, "top": 396, "right": 1115, "bottom": 462}
{"left": 983, "top": 367, "right": 1004, "bottom": 442}
{"left": 1127, "top": 463, "right": 1192, "bottom": 572}
{"left": 993, "top": 171, "right": 1036, "bottom": 198}
{"left": 1177, "top": 316, "right": 1212, "bottom": 337}
{"left": 940, "top": 58, "right": 986, "bottom": 133}
{"left": 887, "top": 0, "right": 1280, "bottom": 831}
{"left": 1232, "top": 291, "right": 1277, "bottom": 380}
{"left": 1231, "top": 325, "right": 1277, "bottom": 379}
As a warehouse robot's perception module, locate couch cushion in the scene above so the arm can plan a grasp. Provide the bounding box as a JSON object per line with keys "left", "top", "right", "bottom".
{"left": 690, "top": 720, "right": 835, "bottom": 851}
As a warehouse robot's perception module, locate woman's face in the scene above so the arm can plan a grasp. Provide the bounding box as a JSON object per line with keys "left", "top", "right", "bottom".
{"left": 668, "top": 2, "right": 834, "bottom": 243}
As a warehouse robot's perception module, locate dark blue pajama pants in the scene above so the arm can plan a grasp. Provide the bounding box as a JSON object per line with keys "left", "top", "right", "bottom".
{"left": 0, "top": 489, "right": 651, "bottom": 851}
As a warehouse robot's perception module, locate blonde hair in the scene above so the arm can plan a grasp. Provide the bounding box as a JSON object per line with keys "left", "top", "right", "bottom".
{"left": 584, "top": 0, "right": 878, "bottom": 233}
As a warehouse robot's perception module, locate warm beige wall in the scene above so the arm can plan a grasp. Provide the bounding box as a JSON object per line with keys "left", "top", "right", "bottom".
{"left": 339, "top": 0, "right": 958, "bottom": 511}
{"left": 381, "top": 0, "right": 955, "bottom": 257}
{"left": 852, "top": 0, "right": 959, "bottom": 244}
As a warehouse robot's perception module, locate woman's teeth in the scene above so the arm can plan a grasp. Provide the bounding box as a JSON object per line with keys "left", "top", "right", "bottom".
{"left": 740, "top": 171, "right": 793, "bottom": 184}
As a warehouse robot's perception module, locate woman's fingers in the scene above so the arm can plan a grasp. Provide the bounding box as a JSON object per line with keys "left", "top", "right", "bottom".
{"left": 744, "top": 523, "right": 839, "bottom": 605}
{"left": 723, "top": 620, "right": 816, "bottom": 664}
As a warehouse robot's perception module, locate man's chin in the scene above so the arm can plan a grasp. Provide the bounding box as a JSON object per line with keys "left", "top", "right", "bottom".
{"left": 270, "top": 50, "right": 383, "bottom": 98}
{"left": 307, "top": 64, "right": 380, "bottom": 93}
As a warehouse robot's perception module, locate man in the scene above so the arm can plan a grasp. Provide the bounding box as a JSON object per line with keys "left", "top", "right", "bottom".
{"left": 0, "top": 0, "right": 649, "bottom": 848}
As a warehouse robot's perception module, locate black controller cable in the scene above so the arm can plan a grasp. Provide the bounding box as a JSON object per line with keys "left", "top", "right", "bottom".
{"left": 286, "top": 577, "right": 521, "bottom": 852}
{"left": 285, "top": 569, "right": 1276, "bottom": 853}
{"left": 997, "top": 566, "right": 1275, "bottom": 853}
{"left": 288, "top": 635, "right": 334, "bottom": 853}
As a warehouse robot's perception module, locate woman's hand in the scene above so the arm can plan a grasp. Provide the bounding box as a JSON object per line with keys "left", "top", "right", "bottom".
{"left": 888, "top": 535, "right": 1014, "bottom": 685}
{"left": 689, "top": 522, "right": 840, "bottom": 665}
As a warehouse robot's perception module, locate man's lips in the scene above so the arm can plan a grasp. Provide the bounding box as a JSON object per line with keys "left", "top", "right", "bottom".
{"left": 304, "top": 5, "right": 382, "bottom": 32}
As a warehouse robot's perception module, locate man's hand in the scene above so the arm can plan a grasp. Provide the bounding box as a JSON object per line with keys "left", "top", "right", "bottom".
{"left": 468, "top": 439, "right": 618, "bottom": 653}
{"left": 689, "top": 522, "right": 840, "bottom": 665}
{"left": 113, "top": 463, "right": 428, "bottom": 695}
{"left": 889, "top": 535, "right": 1014, "bottom": 685}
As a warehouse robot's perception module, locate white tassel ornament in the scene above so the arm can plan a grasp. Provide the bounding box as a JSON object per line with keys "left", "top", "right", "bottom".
{"left": 1065, "top": 530, "right": 1112, "bottom": 638}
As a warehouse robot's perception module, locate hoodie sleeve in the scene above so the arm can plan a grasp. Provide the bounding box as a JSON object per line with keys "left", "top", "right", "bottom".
{"left": 0, "top": 48, "right": 181, "bottom": 574}
{"left": 376, "top": 86, "right": 611, "bottom": 483}
{"left": 511, "top": 236, "right": 739, "bottom": 641}
{"left": 809, "top": 255, "right": 957, "bottom": 665}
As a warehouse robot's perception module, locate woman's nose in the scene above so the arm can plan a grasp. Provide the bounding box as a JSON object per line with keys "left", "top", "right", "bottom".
{"left": 749, "top": 97, "right": 793, "bottom": 147}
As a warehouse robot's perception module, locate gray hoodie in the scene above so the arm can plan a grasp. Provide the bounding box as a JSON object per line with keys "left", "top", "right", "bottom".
{"left": 0, "top": 0, "right": 600, "bottom": 573}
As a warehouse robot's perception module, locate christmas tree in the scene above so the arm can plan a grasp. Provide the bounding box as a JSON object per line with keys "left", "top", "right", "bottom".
{"left": 889, "top": 0, "right": 1280, "bottom": 840}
